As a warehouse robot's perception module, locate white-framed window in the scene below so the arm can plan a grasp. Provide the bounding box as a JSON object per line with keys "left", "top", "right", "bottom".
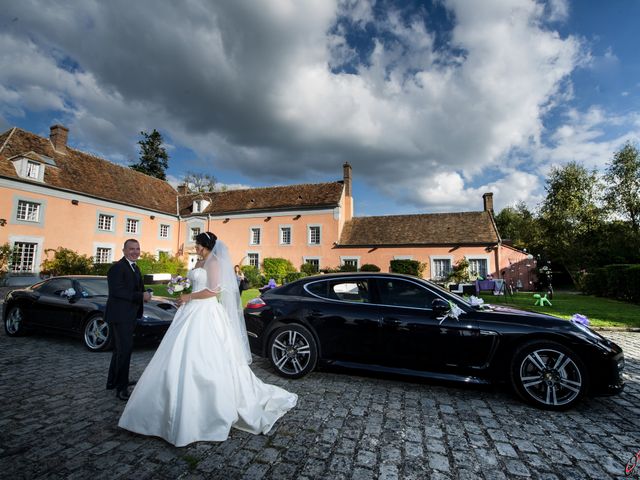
{"left": 192, "top": 199, "right": 210, "bottom": 213}
{"left": 468, "top": 256, "right": 490, "bottom": 279}
{"left": 95, "top": 247, "right": 112, "bottom": 263}
{"left": 98, "top": 214, "right": 114, "bottom": 231}
{"left": 26, "top": 161, "right": 40, "bottom": 179}
{"left": 280, "top": 226, "right": 292, "bottom": 245}
{"left": 308, "top": 225, "right": 321, "bottom": 245}
{"left": 11, "top": 242, "right": 38, "bottom": 272}
{"left": 16, "top": 200, "right": 40, "bottom": 222}
{"left": 191, "top": 227, "right": 201, "bottom": 241}
{"left": 248, "top": 252, "right": 260, "bottom": 268}
{"left": 430, "top": 256, "right": 453, "bottom": 281}
{"left": 250, "top": 227, "right": 261, "bottom": 245}
{"left": 126, "top": 218, "right": 139, "bottom": 234}
{"left": 304, "top": 257, "right": 320, "bottom": 272}
{"left": 340, "top": 257, "right": 360, "bottom": 270}
{"left": 160, "top": 224, "right": 170, "bottom": 238}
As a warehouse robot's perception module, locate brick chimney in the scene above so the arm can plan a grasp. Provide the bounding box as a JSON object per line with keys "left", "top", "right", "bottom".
{"left": 177, "top": 184, "right": 188, "bottom": 195}
{"left": 483, "top": 192, "right": 494, "bottom": 213}
{"left": 49, "top": 124, "right": 69, "bottom": 154}
{"left": 343, "top": 162, "right": 352, "bottom": 197}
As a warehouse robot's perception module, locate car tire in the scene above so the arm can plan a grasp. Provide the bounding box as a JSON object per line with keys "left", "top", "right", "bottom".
{"left": 4, "top": 306, "right": 27, "bottom": 337}
{"left": 510, "top": 340, "right": 589, "bottom": 410}
{"left": 267, "top": 324, "right": 318, "bottom": 379}
{"left": 83, "top": 314, "right": 112, "bottom": 352}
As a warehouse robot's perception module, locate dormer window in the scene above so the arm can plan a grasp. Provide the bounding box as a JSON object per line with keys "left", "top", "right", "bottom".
{"left": 192, "top": 198, "right": 210, "bottom": 214}
{"left": 10, "top": 153, "right": 55, "bottom": 183}
{"left": 26, "top": 161, "right": 40, "bottom": 179}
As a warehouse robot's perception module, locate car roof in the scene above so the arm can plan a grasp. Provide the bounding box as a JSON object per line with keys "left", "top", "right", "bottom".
{"left": 301, "top": 272, "right": 425, "bottom": 281}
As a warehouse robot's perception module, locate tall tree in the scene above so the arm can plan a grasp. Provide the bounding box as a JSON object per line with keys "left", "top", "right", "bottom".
{"left": 182, "top": 171, "right": 220, "bottom": 193}
{"left": 605, "top": 142, "right": 640, "bottom": 235}
{"left": 539, "top": 162, "right": 605, "bottom": 285}
{"left": 130, "top": 129, "right": 169, "bottom": 180}
{"left": 494, "top": 201, "right": 542, "bottom": 253}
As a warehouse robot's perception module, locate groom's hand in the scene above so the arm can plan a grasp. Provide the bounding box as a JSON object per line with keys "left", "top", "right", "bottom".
{"left": 143, "top": 291, "right": 152, "bottom": 302}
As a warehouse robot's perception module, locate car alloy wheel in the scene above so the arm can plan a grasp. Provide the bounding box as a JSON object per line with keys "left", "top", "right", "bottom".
{"left": 511, "top": 341, "right": 588, "bottom": 410}
{"left": 5, "top": 306, "right": 26, "bottom": 336}
{"left": 83, "top": 315, "right": 111, "bottom": 351}
{"left": 268, "top": 324, "right": 318, "bottom": 379}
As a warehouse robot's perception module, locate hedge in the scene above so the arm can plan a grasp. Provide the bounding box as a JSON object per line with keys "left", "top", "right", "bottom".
{"left": 580, "top": 264, "right": 640, "bottom": 303}
{"left": 389, "top": 259, "right": 426, "bottom": 277}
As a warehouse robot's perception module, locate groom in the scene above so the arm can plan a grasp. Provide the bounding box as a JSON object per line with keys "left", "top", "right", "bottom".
{"left": 105, "top": 239, "right": 151, "bottom": 400}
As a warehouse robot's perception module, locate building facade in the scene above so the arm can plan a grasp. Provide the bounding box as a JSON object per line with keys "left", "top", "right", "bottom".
{"left": 0, "top": 124, "right": 532, "bottom": 285}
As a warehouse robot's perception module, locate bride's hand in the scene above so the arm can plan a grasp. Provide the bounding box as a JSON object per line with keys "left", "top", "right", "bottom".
{"left": 177, "top": 293, "right": 192, "bottom": 306}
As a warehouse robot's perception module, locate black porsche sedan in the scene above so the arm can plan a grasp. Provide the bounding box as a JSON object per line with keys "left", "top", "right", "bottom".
{"left": 3, "top": 276, "right": 176, "bottom": 352}
{"left": 244, "top": 273, "right": 625, "bottom": 410}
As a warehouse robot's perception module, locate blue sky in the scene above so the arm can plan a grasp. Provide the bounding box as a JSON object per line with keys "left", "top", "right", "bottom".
{"left": 1, "top": 0, "right": 638, "bottom": 217}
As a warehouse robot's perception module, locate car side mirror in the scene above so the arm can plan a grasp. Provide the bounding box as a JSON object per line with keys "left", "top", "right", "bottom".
{"left": 431, "top": 298, "right": 450, "bottom": 317}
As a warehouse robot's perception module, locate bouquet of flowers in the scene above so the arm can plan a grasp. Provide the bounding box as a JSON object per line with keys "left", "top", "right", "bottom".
{"left": 167, "top": 275, "right": 192, "bottom": 296}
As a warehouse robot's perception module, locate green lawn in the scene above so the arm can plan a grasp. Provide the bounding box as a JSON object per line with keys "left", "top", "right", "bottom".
{"left": 478, "top": 291, "right": 640, "bottom": 328}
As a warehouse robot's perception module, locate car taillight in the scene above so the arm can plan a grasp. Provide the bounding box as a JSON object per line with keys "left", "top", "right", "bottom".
{"left": 245, "top": 297, "right": 267, "bottom": 309}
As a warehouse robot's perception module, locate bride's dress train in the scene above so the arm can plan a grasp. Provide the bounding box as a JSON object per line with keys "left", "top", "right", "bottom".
{"left": 118, "top": 267, "right": 297, "bottom": 447}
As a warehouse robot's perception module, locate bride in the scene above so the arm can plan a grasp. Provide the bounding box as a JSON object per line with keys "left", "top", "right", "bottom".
{"left": 118, "top": 231, "right": 297, "bottom": 447}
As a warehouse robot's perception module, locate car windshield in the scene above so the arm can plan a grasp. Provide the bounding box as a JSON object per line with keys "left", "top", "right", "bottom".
{"left": 76, "top": 278, "right": 109, "bottom": 297}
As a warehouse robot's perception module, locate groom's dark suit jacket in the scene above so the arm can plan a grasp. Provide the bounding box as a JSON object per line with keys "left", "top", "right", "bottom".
{"left": 106, "top": 256, "right": 144, "bottom": 392}
{"left": 105, "top": 257, "right": 144, "bottom": 325}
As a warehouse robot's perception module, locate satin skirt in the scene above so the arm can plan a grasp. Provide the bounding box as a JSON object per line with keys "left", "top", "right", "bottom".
{"left": 118, "top": 297, "right": 297, "bottom": 447}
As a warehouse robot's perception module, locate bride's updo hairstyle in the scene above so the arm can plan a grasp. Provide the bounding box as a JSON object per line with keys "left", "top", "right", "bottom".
{"left": 195, "top": 231, "right": 217, "bottom": 251}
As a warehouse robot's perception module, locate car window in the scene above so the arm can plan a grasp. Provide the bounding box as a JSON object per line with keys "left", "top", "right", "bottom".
{"left": 76, "top": 278, "right": 109, "bottom": 297}
{"left": 36, "top": 278, "right": 74, "bottom": 296}
{"left": 376, "top": 278, "right": 438, "bottom": 309}
{"left": 306, "top": 279, "right": 370, "bottom": 303}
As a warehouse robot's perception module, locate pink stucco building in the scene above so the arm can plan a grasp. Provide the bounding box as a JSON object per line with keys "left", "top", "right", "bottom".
{"left": 0, "top": 124, "right": 533, "bottom": 287}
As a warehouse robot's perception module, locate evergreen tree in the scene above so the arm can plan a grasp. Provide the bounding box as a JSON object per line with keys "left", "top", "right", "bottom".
{"left": 130, "top": 129, "right": 169, "bottom": 180}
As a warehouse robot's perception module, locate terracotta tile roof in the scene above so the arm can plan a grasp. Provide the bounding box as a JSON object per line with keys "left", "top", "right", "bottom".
{"left": 178, "top": 182, "right": 344, "bottom": 216}
{"left": 0, "top": 127, "right": 177, "bottom": 214}
{"left": 339, "top": 211, "right": 499, "bottom": 246}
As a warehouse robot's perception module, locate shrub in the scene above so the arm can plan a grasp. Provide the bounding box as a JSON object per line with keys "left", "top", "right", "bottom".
{"left": 0, "top": 243, "right": 17, "bottom": 277}
{"left": 360, "top": 263, "right": 381, "bottom": 272}
{"left": 320, "top": 267, "right": 341, "bottom": 274}
{"left": 338, "top": 263, "right": 357, "bottom": 272}
{"left": 263, "top": 257, "right": 297, "bottom": 284}
{"left": 447, "top": 257, "right": 470, "bottom": 283}
{"left": 284, "top": 272, "right": 307, "bottom": 283}
{"left": 93, "top": 263, "right": 112, "bottom": 276}
{"left": 241, "top": 265, "right": 264, "bottom": 288}
{"left": 135, "top": 252, "right": 187, "bottom": 276}
{"left": 301, "top": 262, "right": 319, "bottom": 275}
{"left": 40, "top": 247, "right": 94, "bottom": 275}
{"left": 579, "top": 264, "right": 640, "bottom": 303}
{"left": 389, "top": 259, "right": 426, "bottom": 277}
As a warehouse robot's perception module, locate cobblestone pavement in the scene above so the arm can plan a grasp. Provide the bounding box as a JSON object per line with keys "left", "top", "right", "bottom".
{"left": 0, "top": 326, "right": 638, "bottom": 480}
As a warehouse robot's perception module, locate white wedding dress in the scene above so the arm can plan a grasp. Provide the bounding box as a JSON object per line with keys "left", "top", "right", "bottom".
{"left": 118, "top": 264, "right": 297, "bottom": 447}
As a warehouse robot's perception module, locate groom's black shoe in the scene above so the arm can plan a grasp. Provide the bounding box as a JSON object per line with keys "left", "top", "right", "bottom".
{"left": 128, "top": 380, "right": 137, "bottom": 387}
{"left": 116, "top": 388, "right": 131, "bottom": 401}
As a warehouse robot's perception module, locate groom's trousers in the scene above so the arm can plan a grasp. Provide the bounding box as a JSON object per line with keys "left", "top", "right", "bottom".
{"left": 107, "top": 320, "right": 136, "bottom": 392}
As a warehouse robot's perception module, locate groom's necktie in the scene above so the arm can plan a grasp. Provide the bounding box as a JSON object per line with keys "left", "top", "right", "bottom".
{"left": 131, "top": 262, "right": 141, "bottom": 279}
